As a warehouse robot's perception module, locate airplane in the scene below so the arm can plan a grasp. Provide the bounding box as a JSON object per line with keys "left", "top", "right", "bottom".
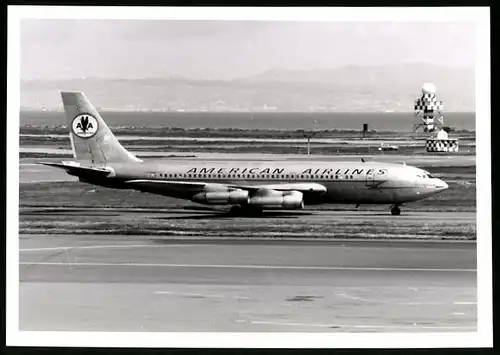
{"left": 40, "top": 92, "right": 449, "bottom": 216}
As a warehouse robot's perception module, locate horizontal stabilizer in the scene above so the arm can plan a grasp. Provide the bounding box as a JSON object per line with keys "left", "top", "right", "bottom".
{"left": 39, "top": 162, "right": 112, "bottom": 178}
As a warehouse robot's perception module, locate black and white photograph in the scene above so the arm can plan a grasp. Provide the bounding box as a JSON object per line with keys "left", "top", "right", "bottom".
{"left": 7, "top": 6, "right": 491, "bottom": 349}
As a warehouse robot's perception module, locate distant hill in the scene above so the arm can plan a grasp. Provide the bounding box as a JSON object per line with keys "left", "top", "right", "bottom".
{"left": 20, "top": 64, "right": 475, "bottom": 112}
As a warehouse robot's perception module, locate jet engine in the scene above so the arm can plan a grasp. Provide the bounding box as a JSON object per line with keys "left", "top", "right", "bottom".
{"left": 192, "top": 190, "right": 249, "bottom": 205}
{"left": 249, "top": 190, "right": 304, "bottom": 210}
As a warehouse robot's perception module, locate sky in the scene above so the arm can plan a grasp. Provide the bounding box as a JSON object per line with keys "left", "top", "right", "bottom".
{"left": 20, "top": 20, "right": 476, "bottom": 80}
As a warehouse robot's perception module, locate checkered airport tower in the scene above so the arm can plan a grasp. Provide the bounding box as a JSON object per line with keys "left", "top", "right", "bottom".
{"left": 414, "top": 83, "right": 459, "bottom": 153}
{"left": 414, "top": 86, "right": 444, "bottom": 133}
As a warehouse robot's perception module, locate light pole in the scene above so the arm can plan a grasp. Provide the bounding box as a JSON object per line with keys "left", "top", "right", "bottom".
{"left": 302, "top": 131, "right": 316, "bottom": 157}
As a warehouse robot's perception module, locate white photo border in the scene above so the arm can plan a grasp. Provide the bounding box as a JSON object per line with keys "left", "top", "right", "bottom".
{"left": 7, "top": 5, "right": 492, "bottom": 349}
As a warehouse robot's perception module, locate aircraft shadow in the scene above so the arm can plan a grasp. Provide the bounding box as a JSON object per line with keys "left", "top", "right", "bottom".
{"left": 151, "top": 210, "right": 313, "bottom": 220}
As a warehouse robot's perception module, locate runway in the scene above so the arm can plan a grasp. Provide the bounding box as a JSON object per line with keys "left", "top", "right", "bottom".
{"left": 19, "top": 235, "right": 477, "bottom": 332}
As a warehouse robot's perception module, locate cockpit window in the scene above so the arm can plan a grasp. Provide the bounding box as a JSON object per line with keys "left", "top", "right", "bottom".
{"left": 416, "top": 171, "right": 435, "bottom": 179}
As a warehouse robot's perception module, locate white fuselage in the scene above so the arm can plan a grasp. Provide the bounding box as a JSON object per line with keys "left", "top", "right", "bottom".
{"left": 100, "top": 160, "right": 448, "bottom": 205}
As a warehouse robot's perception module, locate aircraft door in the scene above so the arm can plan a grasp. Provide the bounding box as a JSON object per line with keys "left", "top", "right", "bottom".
{"left": 365, "top": 169, "right": 376, "bottom": 186}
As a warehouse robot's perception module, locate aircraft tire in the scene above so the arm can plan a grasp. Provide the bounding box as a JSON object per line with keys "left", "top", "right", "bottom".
{"left": 391, "top": 205, "right": 401, "bottom": 216}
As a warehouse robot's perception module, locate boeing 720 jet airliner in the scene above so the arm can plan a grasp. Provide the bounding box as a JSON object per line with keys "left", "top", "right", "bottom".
{"left": 41, "top": 92, "right": 449, "bottom": 216}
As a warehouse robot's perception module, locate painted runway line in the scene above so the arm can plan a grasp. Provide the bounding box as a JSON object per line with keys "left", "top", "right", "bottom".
{"left": 18, "top": 240, "right": 475, "bottom": 253}
{"left": 234, "top": 319, "right": 476, "bottom": 331}
{"left": 334, "top": 292, "right": 476, "bottom": 306}
{"left": 155, "top": 291, "right": 252, "bottom": 300}
{"left": 19, "top": 244, "right": 199, "bottom": 252}
{"left": 19, "top": 261, "right": 476, "bottom": 272}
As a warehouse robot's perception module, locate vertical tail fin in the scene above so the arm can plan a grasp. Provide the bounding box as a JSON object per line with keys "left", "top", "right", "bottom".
{"left": 61, "top": 92, "right": 142, "bottom": 164}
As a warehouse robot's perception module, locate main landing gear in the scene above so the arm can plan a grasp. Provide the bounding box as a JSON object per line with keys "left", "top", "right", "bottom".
{"left": 390, "top": 204, "right": 401, "bottom": 216}
{"left": 228, "top": 205, "right": 263, "bottom": 216}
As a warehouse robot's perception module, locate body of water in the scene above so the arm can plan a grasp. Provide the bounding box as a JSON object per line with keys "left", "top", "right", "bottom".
{"left": 19, "top": 111, "right": 475, "bottom": 132}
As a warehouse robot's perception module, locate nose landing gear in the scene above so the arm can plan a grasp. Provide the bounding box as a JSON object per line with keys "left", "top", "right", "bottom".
{"left": 390, "top": 204, "right": 401, "bottom": 216}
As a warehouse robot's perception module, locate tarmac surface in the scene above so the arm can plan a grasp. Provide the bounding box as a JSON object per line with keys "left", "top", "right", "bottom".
{"left": 19, "top": 235, "right": 477, "bottom": 332}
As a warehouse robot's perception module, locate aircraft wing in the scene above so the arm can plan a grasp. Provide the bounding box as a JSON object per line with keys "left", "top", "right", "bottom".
{"left": 125, "top": 180, "right": 326, "bottom": 195}
{"left": 125, "top": 179, "right": 208, "bottom": 192}
{"left": 232, "top": 182, "right": 327, "bottom": 194}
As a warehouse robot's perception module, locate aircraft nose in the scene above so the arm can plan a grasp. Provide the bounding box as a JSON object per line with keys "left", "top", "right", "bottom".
{"left": 435, "top": 179, "right": 448, "bottom": 190}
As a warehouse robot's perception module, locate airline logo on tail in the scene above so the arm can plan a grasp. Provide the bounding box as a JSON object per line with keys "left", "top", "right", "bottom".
{"left": 72, "top": 114, "right": 98, "bottom": 138}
